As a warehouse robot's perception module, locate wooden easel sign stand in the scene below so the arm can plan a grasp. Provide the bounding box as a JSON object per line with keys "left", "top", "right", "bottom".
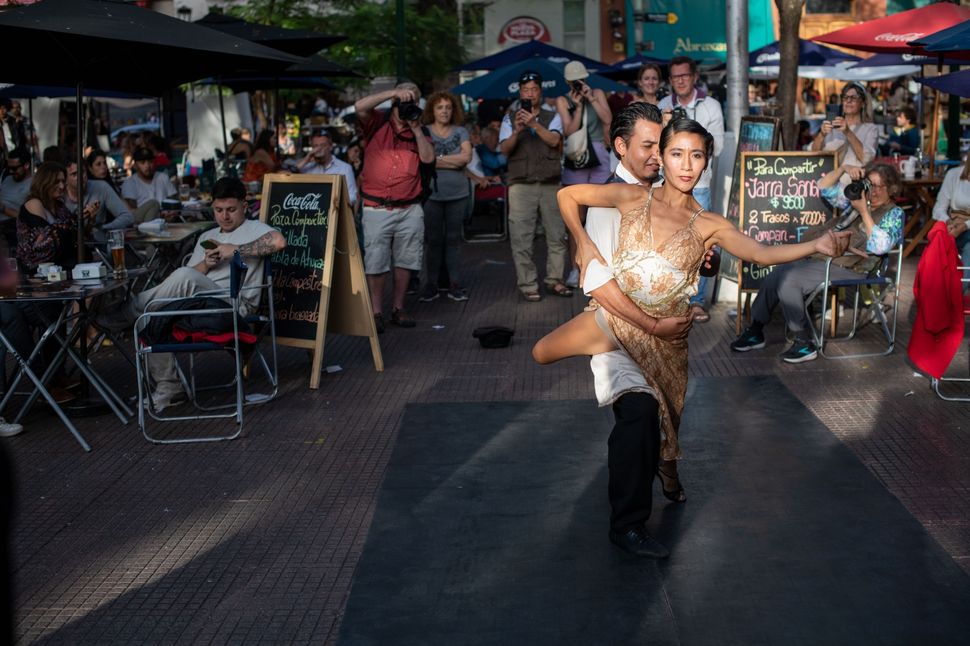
{"left": 259, "top": 174, "right": 383, "bottom": 389}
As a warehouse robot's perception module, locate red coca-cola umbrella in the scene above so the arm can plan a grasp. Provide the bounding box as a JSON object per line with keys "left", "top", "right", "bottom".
{"left": 812, "top": 3, "right": 970, "bottom": 54}
{"left": 813, "top": 3, "right": 970, "bottom": 178}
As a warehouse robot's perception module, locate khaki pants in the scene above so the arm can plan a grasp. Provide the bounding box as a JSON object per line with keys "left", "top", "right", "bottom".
{"left": 507, "top": 182, "right": 566, "bottom": 294}
{"left": 133, "top": 267, "right": 254, "bottom": 397}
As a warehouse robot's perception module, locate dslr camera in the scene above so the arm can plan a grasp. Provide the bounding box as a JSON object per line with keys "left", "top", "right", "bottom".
{"left": 844, "top": 178, "right": 871, "bottom": 201}
{"left": 395, "top": 99, "right": 423, "bottom": 122}
{"left": 670, "top": 106, "right": 689, "bottom": 122}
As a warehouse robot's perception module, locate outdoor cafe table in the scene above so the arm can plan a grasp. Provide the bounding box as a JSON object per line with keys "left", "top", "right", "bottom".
{"left": 86, "top": 222, "right": 218, "bottom": 288}
{"left": 0, "top": 276, "right": 135, "bottom": 451}
{"left": 901, "top": 177, "right": 944, "bottom": 257}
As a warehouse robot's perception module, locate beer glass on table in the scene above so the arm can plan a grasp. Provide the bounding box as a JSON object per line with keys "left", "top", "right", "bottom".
{"left": 108, "top": 230, "right": 127, "bottom": 279}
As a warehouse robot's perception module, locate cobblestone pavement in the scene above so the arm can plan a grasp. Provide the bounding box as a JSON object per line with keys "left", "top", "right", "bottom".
{"left": 5, "top": 240, "right": 968, "bottom": 644}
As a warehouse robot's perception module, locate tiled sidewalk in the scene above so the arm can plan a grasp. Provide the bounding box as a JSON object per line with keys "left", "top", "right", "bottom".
{"left": 5, "top": 240, "right": 968, "bottom": 644}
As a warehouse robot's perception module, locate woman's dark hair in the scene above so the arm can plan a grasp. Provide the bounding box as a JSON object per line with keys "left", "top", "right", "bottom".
{"left": 659, "top": 118, "right": 715, "bottom": 170}
{"left": 897, "top": 105, "right": 917, "bottom": 126}
{"left": 865, "top": 162, "right": 901, "bottom": 199}
{"left": 253, "top": 129, "right": 275, "bottom": 153}
{"left": 84, "top": 149, "right": 106, "bottom": 174}
{"left": 28, "top": 162, "right": 67, "bottom": 213}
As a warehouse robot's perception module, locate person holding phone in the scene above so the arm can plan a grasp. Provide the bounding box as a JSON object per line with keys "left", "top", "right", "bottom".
{"left": 812, "top": 82, "right": 879, "bottom": 176}
{"left": 499, "top": 70, "right": 569, "bottom": 301}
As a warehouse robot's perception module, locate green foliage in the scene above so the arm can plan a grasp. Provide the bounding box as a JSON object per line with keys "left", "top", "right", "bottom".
{"left": 226, "top": 0, "right": 464, "bottom": 90}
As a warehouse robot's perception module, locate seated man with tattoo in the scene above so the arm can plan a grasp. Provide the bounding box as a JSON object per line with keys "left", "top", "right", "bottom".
{"left": 100, "top": 177, "right": 286, "bottom": 409}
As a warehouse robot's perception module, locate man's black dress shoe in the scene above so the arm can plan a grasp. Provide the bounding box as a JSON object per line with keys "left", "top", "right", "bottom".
{"left": 609, "top": 526, "right": 670, "bottom": 559}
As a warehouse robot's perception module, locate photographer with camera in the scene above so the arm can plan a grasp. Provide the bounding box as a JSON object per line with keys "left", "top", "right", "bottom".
{"left": 811, "top": 82, "right": 879, "bottom": 176}
{"left": 499, "top": 70, "right": 570, "bottom": 301}
{"left": 658, "top": 56, "right": 724, "bottom": 323}
{"left": 355, "top": 82, "right": 436, "bottom": 331}
{"left": 731, "top": 162, "right": 904, "bottom": 363}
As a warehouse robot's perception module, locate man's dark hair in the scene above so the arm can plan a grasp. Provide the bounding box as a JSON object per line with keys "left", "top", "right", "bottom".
{"left": 6, "top": 148, "right": 28, "bottom": 165}
{"left": 42, "top": 145, "right": 64, "bottom": 164}
{"left": 211, "top": 177, "right": 246, "bottom": 201}
{"left": 668, "top": 55, "right": 698, "bottom": 74}
{"left": 898, "top": 105, "right": 917, "bottom": 125}
{"left": 610, "top": 102, "right": 663, "bottom": 148}
{"left": 659, "top": 118, "right": 714, "bottom": 170}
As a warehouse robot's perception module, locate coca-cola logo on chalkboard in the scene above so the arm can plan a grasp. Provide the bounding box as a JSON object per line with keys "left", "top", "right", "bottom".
{"left": 498, "top": 17, "right": 550, "bottom": 44}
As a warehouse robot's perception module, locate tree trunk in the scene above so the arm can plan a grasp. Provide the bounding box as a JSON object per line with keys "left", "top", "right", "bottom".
{"left": 775, "top": 0, "right": 805, "bottom": 150}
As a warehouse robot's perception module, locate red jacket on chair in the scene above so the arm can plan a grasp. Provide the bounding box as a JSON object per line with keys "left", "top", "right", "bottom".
{"left": 908, "top": 221, "right": 964, "bottom": 379}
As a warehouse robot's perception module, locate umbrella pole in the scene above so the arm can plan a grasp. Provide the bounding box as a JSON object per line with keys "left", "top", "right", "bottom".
{"left": 928, "top": 89, "right": 941, "bottom": 180}
{"left": 76, "top": 83, "right": 85, "bottom": 265}
{"left": 217, "top": 83, "right": 229, "bottom": 176}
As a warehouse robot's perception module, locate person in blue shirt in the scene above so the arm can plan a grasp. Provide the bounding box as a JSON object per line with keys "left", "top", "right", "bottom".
{"left": 880, "top": 106, "right": 920, "bottom": 157}
{"left": 475, "top": 126, "right": 507, "bottom": 178}
{"left": 731, "top": 162, "right": 904, "bottom": 363}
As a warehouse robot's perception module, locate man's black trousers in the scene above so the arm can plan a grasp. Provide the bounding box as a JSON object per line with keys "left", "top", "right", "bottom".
{"left": 608, "top": 392, "right": 660, "bottom": 532}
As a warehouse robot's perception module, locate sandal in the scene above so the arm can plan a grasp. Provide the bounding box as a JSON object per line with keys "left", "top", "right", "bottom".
{"left": 522, "top": 291, "right": 541, "bottom": 302}
{"left": 549, "top": 282, "right": 574, "bottom": 298}
{"left": 390, "top": 308, "right": 416, "bottom": 328}
{"left": 690, "top": 304, "right": 710, "bottom": 323}
{"left": 658, "top": 460, "right": 687, "bottom": 503}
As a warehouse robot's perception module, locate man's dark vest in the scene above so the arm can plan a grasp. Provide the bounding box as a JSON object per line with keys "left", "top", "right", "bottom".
{"left": 506, "top": 109, "right": 561, "bottom": 185}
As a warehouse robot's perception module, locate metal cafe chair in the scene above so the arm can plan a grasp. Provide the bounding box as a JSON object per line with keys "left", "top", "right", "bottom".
{"left": 803, "top": 240, "right": 904, "bottom": 360}
{"left": 134, "top": 252, "right": 278, "bottom": 444}
{"left": 932, "top": 265, "right": 970, "bottom": 402}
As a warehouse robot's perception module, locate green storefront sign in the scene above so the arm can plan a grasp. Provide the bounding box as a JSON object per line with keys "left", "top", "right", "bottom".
{"left": 627, "top": 0, "right": 776, "bottom": 62}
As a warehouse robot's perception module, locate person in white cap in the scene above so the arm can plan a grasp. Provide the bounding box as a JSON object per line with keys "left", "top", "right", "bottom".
{"left": 557, "top": 61, "right": 614, "bottom": 288}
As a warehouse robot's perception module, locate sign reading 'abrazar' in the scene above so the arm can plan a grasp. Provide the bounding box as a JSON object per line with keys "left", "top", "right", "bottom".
{"left": 737, "top": 151, "right": 836, "bottom": 290}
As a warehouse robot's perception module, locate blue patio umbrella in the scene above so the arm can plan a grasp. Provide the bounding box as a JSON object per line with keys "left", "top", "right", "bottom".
{"left": 452, "top": 58, "right": 630, "bottom": 100}
{"left": 457, "top": 40, "right": 605, "bottom": 72}
{"left": 849, "top": 52, "right": 969, "bottom": 67}
{"left": 920, "top": 69, "right": 970, "bottom": 99}
{"left": 0, "top": 84, "right": 147, "bottom": 99}
{"left": 909, "top": 19, "right": 970, "bottom": 54}
{"left": 748, "top": 40, "right": 861, "bottom": 68}
{"left": 597, "top": 54, "right": 669, "bottom": 79}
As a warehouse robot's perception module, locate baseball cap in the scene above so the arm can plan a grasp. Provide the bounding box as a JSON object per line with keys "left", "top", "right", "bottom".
{"left": 563, "top": 61, "right": 590, "bottom": 82}
{"left": 132, "top": 147, "right": 154, "bottom": 162}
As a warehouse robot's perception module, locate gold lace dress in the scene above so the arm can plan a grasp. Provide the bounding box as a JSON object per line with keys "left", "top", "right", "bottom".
{"left": 594, "top": 188, "right": 705, "bottom": 460}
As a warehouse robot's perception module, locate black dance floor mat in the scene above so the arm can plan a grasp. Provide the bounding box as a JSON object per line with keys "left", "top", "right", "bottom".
{"left": 338, "top": 377, "right": 970, "bottom": 645}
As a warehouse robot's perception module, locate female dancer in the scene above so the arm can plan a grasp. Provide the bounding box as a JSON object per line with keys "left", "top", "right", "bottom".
{"left": 533, "top": 119, "right": 848, "bottom": 472}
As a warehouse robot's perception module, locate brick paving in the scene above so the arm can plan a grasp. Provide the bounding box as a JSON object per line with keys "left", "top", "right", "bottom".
{"left": 4, "top": 239, "right": 969, "bottom": 644}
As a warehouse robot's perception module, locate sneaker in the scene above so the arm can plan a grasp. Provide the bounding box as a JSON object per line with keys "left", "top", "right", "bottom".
{"left": 418, "top": 286, "right": 439, "bottom": 303}
{"left": 781, "top": 339, "right": 818, "bottom": 364}
{"left": 565, "top": 267, "right": 580, "bottom": 289}
{"left": 150, "top": 385, "right": 187, "bottom": 412}
{"left": 730, "top": 326, "right": 766, "bottom": 352}
{"left": 0, "top": 417, "right": 23, "bottom": 438}
{"left": 446, "top": 287, "right": 468, "bottom": 302}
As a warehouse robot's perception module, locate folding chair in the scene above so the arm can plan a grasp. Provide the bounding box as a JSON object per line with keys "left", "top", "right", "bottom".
{"left": 931, "top": 264, "right": 970, "bottom": 402}
{"left": 803, "top": 240, "right": 904, "bottom": 360}
{"left": 462, "top": 180, "right": 508, "bottom": 243}
{"left": 134, "top": 252, "right": 277, "bottom": 444}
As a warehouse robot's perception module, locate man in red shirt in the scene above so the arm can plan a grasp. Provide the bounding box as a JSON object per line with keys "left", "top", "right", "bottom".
{"left": 355, "top": 83, "right": 435, "bottom": 332}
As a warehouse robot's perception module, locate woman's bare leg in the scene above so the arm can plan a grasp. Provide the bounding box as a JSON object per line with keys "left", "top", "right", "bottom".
{"left": 532, "top": 310, "right": 617, "bottom": 364}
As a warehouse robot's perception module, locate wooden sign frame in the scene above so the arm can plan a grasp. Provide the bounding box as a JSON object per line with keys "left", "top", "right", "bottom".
{"left": 259, "top": 173, "right": 383, "bottom": 389}
{"left": 719, "top": 115, "right": 781, "bottom": 287}
{"left": 734, "top": 150, "right": 836, "bottom": 333}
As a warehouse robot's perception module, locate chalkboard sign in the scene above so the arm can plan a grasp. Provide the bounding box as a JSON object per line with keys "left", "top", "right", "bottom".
{"left": 719, "top": 116, "right": 781, "bottom": 283}
{"left": 737, "top": 151, "right": 836, "bottom": 290}
{"left": 260, "top": 174, "right": 383, "bottom": 389}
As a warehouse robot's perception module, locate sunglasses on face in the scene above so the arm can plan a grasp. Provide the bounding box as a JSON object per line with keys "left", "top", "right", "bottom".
{"left": 842, "top": 94, "right": 863, "bottom": 102}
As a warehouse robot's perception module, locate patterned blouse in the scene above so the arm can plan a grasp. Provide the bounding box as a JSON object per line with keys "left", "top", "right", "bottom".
{"left": 17, "top": 201, "right": 78, "bottom": 272}
{"left": 820, "top": 182, "right": 904, "bottom": 256}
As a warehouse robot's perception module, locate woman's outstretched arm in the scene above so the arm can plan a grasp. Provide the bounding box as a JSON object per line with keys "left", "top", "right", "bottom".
{"left": 702, "top": 214, "right": 851, "bottom": 265}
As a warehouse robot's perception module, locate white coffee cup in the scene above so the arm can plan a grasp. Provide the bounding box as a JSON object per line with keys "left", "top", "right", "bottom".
{"left": 901, "top": 157, "right": 916, "bottom": 180}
